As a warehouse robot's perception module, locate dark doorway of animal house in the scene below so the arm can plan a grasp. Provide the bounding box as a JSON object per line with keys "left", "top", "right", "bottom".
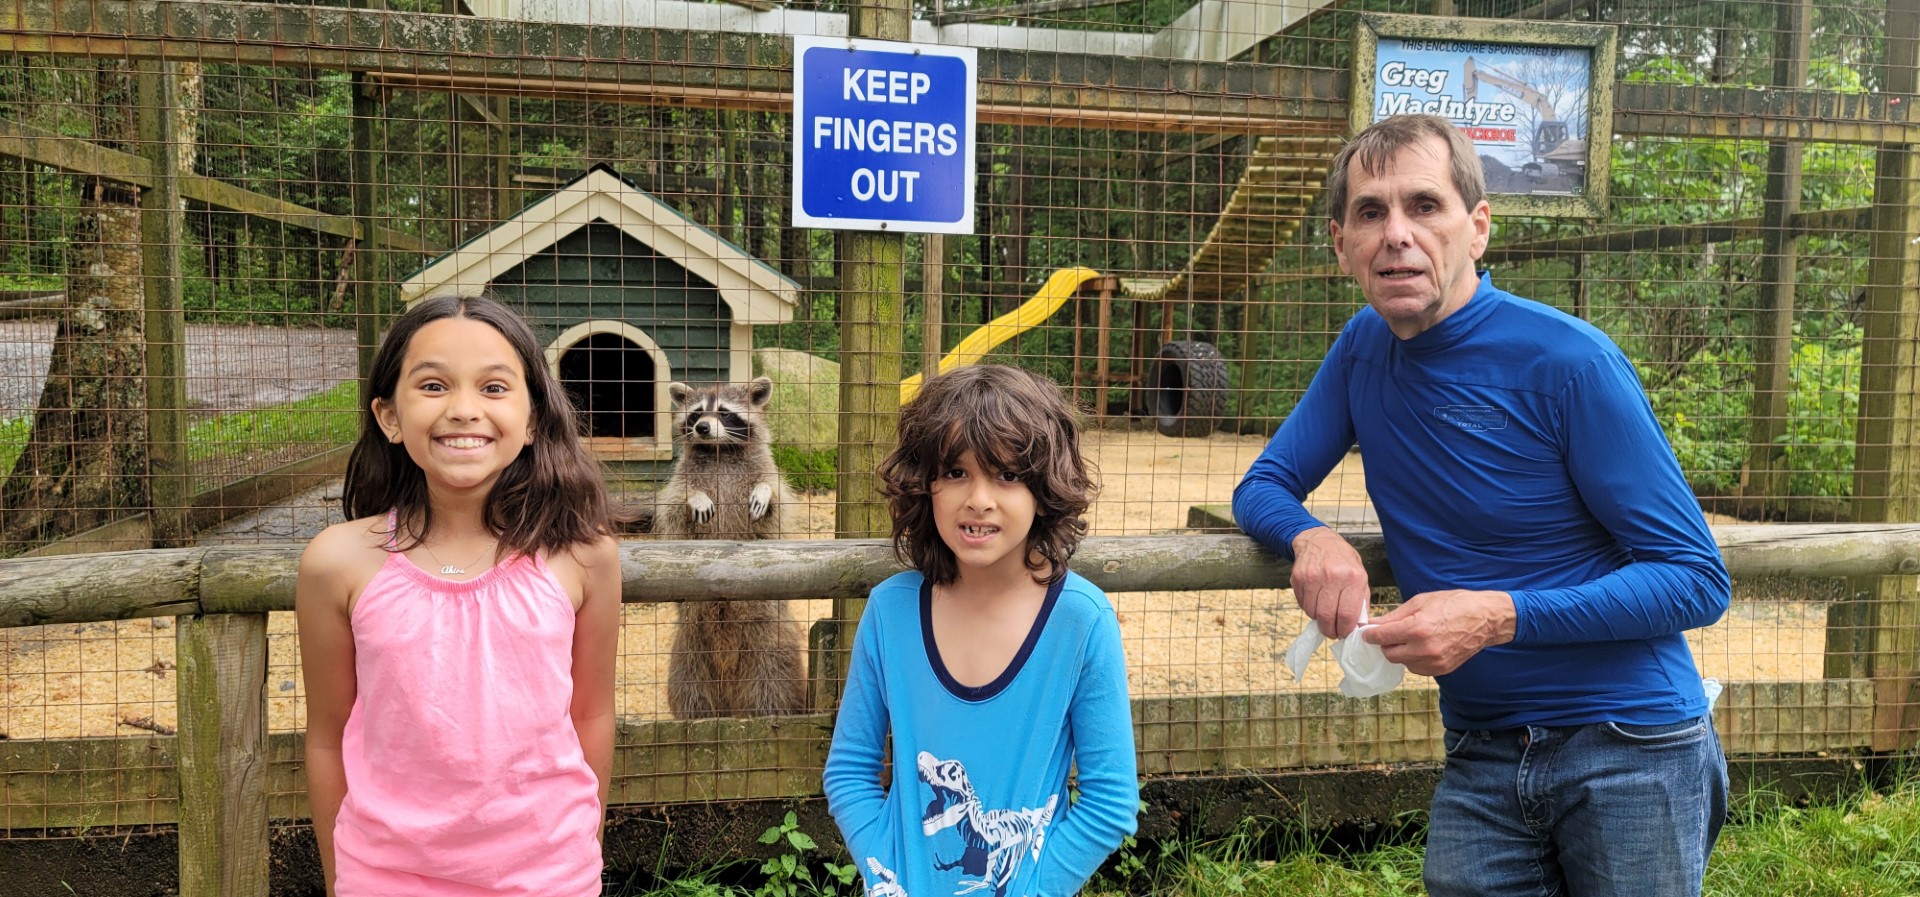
{"left": 559, "top": 332, "right": 655, "bottom": 438}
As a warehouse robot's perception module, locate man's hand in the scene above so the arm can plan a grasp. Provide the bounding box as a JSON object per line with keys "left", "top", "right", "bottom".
{"left": 1361, "top": 589, "right": 1517, "bottom": 676}
{"left": 1289, "top": 526, "right": 1372, "bottom": 639}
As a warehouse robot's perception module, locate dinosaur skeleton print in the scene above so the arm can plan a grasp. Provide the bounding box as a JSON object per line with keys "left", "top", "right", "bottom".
{"left": 868, "top": 751, "right": 1055, "bottom": 897}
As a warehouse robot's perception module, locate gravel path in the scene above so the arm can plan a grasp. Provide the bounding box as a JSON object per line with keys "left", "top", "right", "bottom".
{"left": 0, "top": 321, "right": 357, "bottom": 418}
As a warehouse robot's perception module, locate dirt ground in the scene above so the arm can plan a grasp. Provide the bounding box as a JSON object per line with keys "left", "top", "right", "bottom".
{"left": 0, "top": 427, "right": 1827, "bottom": 740}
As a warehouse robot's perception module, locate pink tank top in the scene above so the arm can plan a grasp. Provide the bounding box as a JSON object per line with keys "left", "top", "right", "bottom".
{"left": 332, "top": 530, "right": 602, "bottom": 896}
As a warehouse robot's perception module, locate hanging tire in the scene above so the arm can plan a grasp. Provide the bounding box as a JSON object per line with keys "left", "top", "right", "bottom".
{"left": 1154, "top": 340, "right": 1228, "bottom": 438}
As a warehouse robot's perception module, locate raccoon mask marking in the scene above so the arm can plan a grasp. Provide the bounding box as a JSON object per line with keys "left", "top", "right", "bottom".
{"left": 670, "top": 379, "right": 767, "bottom": 449}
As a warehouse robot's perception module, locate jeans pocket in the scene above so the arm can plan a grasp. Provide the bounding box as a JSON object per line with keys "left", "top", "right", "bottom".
{"left": 1600, "top": 717, "right": 1708, "bottom": 746}
{"left": 1442, "top": 728, "right": 1470, "bottom": 757}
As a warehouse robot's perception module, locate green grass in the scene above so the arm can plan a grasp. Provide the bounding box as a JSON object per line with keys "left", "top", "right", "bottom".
{"left": 0, "top": 274, "right": 63, "bottom": 292}
{"left": 598, "top": 771, "right": 1920, "bottom": 896}
{"left": 772, "top": 445, "right": 837, "bottom": 493}
{"left": 1702, "top": 772, "right": 1920, "bottom": 897}
{"left": 0, "top": 381, "right": 361, "bottom": 487}
{"left": 184, "top": 380, "right": 360, "bottom": 463}
{"left": 1074, "top": 772, "right": 1920, "bottom": 897}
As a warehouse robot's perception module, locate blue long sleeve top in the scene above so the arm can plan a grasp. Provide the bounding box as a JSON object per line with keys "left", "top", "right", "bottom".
{"left": 823, "top": 570, "right": 1139, "bottom": 897}
{"left": 1232, "top": 274, "right": 1730, "bottom": 730}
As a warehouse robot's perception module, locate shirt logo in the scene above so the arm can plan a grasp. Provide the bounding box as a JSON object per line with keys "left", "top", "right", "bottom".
{"left": 1434, "top": 404, "right": 1509, "bottom": 431}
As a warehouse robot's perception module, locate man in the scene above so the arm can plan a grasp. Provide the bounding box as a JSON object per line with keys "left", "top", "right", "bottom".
{"left": 1232, "top": 113, "right": 1731, "bottom": 897}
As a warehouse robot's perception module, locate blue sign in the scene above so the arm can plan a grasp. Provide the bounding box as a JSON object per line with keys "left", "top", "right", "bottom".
{"left": 792, "top": 35, "right": 976, "bottom": 234}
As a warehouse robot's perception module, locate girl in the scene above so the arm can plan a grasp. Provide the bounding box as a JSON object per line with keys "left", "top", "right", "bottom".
{"left": 297, "top": 294, "right": 621, "bottom": 897}
{"left": 824, "top": 364, "right": 1139, "bottom": 897}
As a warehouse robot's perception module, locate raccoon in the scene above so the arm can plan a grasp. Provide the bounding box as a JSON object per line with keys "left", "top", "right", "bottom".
{"left": 657, "top": 377, "right": 808, "bottom": 719}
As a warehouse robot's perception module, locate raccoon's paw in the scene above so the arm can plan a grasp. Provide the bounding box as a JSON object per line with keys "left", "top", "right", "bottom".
{"left": 748, "top": 483, "right": 774, "bottom": 521}
{"left": 688, "top": 491, "right": 715, "bottom": 524}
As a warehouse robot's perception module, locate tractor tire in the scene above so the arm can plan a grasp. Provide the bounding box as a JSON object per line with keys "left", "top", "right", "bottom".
{"left": 1153, "top": 340, "right": 1228, "bottom": 438}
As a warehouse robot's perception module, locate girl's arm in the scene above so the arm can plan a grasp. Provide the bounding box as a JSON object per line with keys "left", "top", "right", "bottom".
{"left": 821, "top": 599, "right": 891, "bottom": 873}
{"left": 295, "top": 528, "right": 362, "bottom": 897}
{"left": 568, "top": 535, "right": 622, "bottom": 835}
{"left": 1035, "top": 608, "right": 1140, "bottom": 897}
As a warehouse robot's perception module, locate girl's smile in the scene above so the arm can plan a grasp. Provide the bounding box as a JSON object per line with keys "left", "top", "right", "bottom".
{"left": 372, "top": 318, "right": 535, "bottom": 496}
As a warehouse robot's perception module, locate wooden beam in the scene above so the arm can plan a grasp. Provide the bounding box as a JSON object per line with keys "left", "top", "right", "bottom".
{"left": 0, "top": 678, "right": 1881, "bottom": 828}
{"left": 1742, "top": 0, "right": 1814, "bottom": 516}
{"left": 0, "top": 1, "right": 1905, "bottom": 143}
{"left": 0, "top": 118, "right": 435, "bottom": 252}
{"left": 1, "top": 525, "right": 1918, "bottom": 621}
{"left": 1612, "top": 82, "right": 1914, "bottom": 145}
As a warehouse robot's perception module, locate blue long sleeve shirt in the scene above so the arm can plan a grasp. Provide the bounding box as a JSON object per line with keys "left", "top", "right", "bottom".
{"left": 1232, "top": 274, "right": 1730, "bottom": 730}
{"left": 823, "top": 570, "right": 1139, "bottom": 897}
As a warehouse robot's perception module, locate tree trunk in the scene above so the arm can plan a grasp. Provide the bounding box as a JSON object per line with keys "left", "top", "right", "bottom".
{"left": 0, "top": 63, "right": 152, "bottom": 548}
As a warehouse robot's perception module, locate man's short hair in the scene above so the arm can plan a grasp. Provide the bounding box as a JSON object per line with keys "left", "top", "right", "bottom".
{"left": 1324, "top": 114, "right": 1488, "bottom": 224}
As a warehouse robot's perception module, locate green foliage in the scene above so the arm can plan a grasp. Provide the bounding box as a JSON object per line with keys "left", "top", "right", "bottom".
{"left": 0, "top": 274, "right": 61, "bottom": 292}
{"left": 1082, "top": 772, "right": 1920, "bottom": 897}
{"left": 0, "top": 414, "right": 34, "bottom": 487}
{"left": 1640, "top": 326, "right": 1862, "bottom": 500}
{"left": 1085, "top": 817, "right": 1427, "bottom": 897}
{"left": 610, "top": 812, "right": 858, "bottom": 897}
{"left": 523, "top": 138, "right": 586, "bottom": 173}
{"left": 1640, "top": 347, "right": 1753, "bottom": 495}
{"left": 186, "top": 381, "right": 360, "bottom": 463}
{"left": 754, "top": 812, "right": 858, "bottom": 897}
{"left": 0, "top": 382, "right": 359, "bottom": 487}
{"left": 1704, "top": 775, "right": 1920, "bottom": 897}
{"left": 1777, "top": 329, "right": 1860, "bottom": 498}
{"left": 773, "top": 446, "right": 838, "bottom": 494}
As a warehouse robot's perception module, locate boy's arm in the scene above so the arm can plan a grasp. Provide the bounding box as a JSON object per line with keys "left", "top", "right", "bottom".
{"left": 1035, "top": 608, "right": 1139, "bottom": 897}
{"left": 822, "top": 601, "right": 892, "bottom": 873}
{"left": 296, "top": 532, "right": 360, "bottom": 897}
{"left": 569, "top": 535, "right": 622, "bottom": 835}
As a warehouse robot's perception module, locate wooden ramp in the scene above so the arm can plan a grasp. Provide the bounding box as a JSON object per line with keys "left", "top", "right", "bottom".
{"left": 1125, "top": 134, "right": 1344, "bottom": 303}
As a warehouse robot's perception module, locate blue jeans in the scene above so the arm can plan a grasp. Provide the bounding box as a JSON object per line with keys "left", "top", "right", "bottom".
{"left": 1423, "top": 715, "right": 1728, "bottom": 897}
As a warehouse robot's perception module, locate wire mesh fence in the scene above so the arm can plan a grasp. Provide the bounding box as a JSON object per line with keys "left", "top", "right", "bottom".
{"left": 0, "top": 0, "right": 1911, "bottom": 862}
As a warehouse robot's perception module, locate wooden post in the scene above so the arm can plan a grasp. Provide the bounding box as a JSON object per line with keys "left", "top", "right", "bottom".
{"left": 492, "top": 96, "right": 514, "bottom": 223}
{"left": 1571, "top": 253, "right": 1589, "bottom": 320}
{"left": 176, "top": 613, "right": 269, "bottom": 897}
{"left": 1833, "top": 0, "right": 1920, "bottom": 752}
{"left": 1742, "top": 0, "right": 1811, "bottom": 516}
{"left": 351, "top": 71, "right": 381, "bottom": 381}
{"left": 831, "top": 0, "right": 912, "bottom": 697}
{"left": 136, "top": 62, "right": 190, "bottom": 548}
{"left": 1093, "top": 277, "right": 1115, "bottom": 420}
{"left": 922, "top": 233, "right": 944, "bottom": 381}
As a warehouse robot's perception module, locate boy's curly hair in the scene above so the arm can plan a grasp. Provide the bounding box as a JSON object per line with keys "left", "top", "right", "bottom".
{"left": 878, "top": 365, "right": 1096, "bottom": 586}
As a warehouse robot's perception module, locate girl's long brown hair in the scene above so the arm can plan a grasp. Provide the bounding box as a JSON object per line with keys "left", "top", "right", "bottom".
{"left": 878, "top": 364, "right": 1096, "bottom": 586}
{"left": 342, "top": 293, "right": 612, "bottom": 557}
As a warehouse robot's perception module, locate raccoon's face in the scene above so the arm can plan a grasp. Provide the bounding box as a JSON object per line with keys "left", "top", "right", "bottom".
{"left": 667, "top": 377, "right": 772, "bottom": 447}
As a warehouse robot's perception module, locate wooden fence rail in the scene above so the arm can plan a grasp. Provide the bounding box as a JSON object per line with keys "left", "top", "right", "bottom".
{"left": 7, "top": 524, "right": 1920, "bottom": 623}
{"left": 2, "top": 525, "right": 1919, "bottom": 897}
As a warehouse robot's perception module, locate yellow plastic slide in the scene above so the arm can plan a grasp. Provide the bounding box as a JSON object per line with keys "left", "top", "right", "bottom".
{"left": 900, "top": 266, "right": 1102, "bottom": 403}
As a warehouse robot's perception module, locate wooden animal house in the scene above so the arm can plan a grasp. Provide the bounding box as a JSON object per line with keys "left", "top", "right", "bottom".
{"left": 399, "top": 164, "right": 800, "bottom": 480}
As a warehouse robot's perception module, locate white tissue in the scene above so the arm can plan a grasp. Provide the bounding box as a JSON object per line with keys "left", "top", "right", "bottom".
{"left": 1283, "top": 620, "right": 1407, "bottom": 698}
{"left": 1702, "top": 677, "right": 1723, "bottom": 713}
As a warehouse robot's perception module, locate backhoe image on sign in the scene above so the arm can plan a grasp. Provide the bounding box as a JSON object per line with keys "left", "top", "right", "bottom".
{"left": 1351, "top": 14, "right": 1617, "bottom": 219}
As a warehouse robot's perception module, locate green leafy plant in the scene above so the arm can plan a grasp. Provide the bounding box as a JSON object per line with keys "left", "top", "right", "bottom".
{"left": 754, "top": 811, "right": 857, "bottom": 897}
